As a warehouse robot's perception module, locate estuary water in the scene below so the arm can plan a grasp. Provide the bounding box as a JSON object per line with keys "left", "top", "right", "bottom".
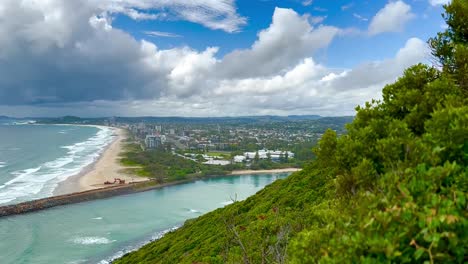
{"left": 0, "top": 173, "right": 289, "bottom": 264}
{"left": 0, "top": 123, "right": 115, "bottom": 204}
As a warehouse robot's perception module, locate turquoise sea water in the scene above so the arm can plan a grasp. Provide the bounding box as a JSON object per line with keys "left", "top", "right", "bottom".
{"left": 0, "top": 173, "right": 289, "bottom": 264}
{"left": 0, "top": 123, "right": 115, "bottom": 204}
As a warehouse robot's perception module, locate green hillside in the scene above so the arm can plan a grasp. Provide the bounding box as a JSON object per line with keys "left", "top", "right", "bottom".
{"left": 115, "top": 1, "right": 467, "bottom": 263}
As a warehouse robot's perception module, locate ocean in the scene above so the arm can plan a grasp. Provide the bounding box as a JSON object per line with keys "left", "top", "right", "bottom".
{"left": 0, "top": 173, "right": 289, "bottom": 263}
{"left": 0, "top": 122, "right": 115, "bottom": 205}
{"left": 0, "top": 119, "right": 292, "bottom": 263}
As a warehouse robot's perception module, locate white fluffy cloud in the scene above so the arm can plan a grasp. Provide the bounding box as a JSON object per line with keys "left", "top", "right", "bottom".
{"left": 0, "top": 1, "right": 428, "bottom": 117}
{"left": 369, "top": 1, "right": 415, "bottom": 35}
{"left": 218, "top": 8, "right": 339, "bottom": 78}
{"left": 429, "top": 0, "right": 450, "bottom": 6}
{"left": 323, "top": 38, "right": 428, "bottom": 92}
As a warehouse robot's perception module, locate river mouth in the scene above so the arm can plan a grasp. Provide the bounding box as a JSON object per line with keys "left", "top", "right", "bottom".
{"left": 0, "top": 173, "right": 289, "bottom": 264}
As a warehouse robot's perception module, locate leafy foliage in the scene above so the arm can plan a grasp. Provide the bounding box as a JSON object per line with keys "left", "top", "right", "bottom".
{"left": 115, "top": 2, "right": 467, "bottom": 263}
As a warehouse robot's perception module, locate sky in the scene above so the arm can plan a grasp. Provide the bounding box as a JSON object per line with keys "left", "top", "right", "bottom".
{"left": 0, "top": 0, "right": 449, "bottom": 117}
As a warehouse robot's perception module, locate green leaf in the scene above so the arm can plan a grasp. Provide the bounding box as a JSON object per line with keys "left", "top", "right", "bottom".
{"left": 414, "top": 248, "right": 425, "bottom": 259}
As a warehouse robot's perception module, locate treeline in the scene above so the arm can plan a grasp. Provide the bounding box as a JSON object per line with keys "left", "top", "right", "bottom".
{"left": 115, "top": 2, "right": 467, "bottom": 263}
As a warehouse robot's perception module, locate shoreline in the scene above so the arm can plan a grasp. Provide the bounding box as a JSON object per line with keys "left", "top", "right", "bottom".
{"left": 229, "top": 168, "right": 301, "bottom": 175}
{"left": 54, "top": 127, "right": 148, "bottom": 195}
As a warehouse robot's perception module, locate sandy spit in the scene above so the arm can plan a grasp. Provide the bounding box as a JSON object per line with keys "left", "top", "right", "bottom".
{"left": 55, "top": 127, "right": 147, "bottom": 195}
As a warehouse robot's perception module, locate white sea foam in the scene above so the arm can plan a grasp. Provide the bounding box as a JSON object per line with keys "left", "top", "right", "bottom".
{"left": 67, "top": 260, "right": 87, "bottom": 264}
{"left": 221, "top": 201, "right": 233, "bottom": 206}
{"left": 98, "top": 226, "right": 180, "bottom": 264}
{"left": 92, "top": 217, "right": 103, "bottom": 220}
{"left": 189, "top": 208, "right": 201, "bottom": 214}
{"left": 0, "top": 126, "right": 116, "bottom": 204}
{"left": 12, "top": 120, "right": 36, "bottom": 125}
{"left": 71, "top": 236, "right": 115, "bottom": 245}
{"left": 0, "top": 161, "right": 5, "bottom": 168}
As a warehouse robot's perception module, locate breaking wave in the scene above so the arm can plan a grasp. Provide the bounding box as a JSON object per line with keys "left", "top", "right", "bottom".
{"left": 71, "top": 236, "right": 115, "bottom": 245}
{"left": 0, "top": 126, "right": 115, "bottom": 204}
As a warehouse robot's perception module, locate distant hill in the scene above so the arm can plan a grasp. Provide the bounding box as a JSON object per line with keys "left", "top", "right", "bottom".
{"left": 34, "top": 115, "right": 354, "bottom": 125}
{"left": 113, "top": 115, "right": 325, "bottom": 124}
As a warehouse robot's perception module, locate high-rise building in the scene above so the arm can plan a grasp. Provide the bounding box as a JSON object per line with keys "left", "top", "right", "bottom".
{"left": 145, "top": 135, "right": 162, "bottom": 149}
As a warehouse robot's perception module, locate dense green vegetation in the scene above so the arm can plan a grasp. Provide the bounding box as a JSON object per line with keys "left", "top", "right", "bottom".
{"left": 121, "top": 143, "right": 246, "bottom": 182}
{"left": 115, "top": 2, "right": 467, "bottom": 263}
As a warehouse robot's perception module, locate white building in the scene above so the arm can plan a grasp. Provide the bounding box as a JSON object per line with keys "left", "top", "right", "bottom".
{"left": 204, "top": 159, "right": 231, "bottom": 166}
{"left": 233, "top": 155, "right": 246, "bottom": 163}
{"left": 145, "top": 135, "right": 162, "bottom": 149}
{"left": 244, "top": 150, "right": 294, "bottom": 160}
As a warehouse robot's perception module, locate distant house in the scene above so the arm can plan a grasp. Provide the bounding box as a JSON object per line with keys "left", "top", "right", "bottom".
{"left": 203, "top": 159, "right": 231, "bottom": 166}
{"left": 233, "top": 155, "right": 246, "bottom": 163}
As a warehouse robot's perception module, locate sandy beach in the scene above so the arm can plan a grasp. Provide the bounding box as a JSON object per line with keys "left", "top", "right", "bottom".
{"left": 55, "top": 127, "right": 147, "bottom": 195}
{"left": 230, "top": 168, "right": 301, "bottom": 175}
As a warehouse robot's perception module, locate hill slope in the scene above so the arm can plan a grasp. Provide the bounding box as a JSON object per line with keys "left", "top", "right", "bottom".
{"left": 115, "top": 166, "right": 333, "bottom": 263}
{"left": 115, "top": 2, "right": 467, "bottom": 263}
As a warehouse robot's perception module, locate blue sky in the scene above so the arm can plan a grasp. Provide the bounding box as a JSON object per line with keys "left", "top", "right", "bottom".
{"left": 0, "top": 0, "right": 450, "bottom": 117}
{"left": 114, "top": 0, "right": 446, "bottom": 67}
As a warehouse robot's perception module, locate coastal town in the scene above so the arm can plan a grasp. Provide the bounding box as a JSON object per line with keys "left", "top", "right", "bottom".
{"left": 0, "top": 115, "right": 352, "bottom": 217}
{"left": 106, "top": 115, "right": 352, "bottom": 170}
{"left": 1, "top": 0, "right": 463, "bottom": 263}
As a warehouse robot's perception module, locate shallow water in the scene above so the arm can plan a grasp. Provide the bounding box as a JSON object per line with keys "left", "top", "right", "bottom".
{"left": 0, "top": 173, "right": 289, "bottom": 264}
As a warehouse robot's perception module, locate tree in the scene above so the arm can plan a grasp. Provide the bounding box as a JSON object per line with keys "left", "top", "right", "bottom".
{"left": 254, "top": 151, "right": 260, "bottom": 164}
{"left": 196, "top": 154, "right": 206, "bottom": 163}
{"left": 291, "top": 1, "right": 468, "bottom": 262}
{"left": 313, "top": 129, "right": 337, "bottom": 168}
{"left": 428, "top": 0, "right": 468, "bottom": 96}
